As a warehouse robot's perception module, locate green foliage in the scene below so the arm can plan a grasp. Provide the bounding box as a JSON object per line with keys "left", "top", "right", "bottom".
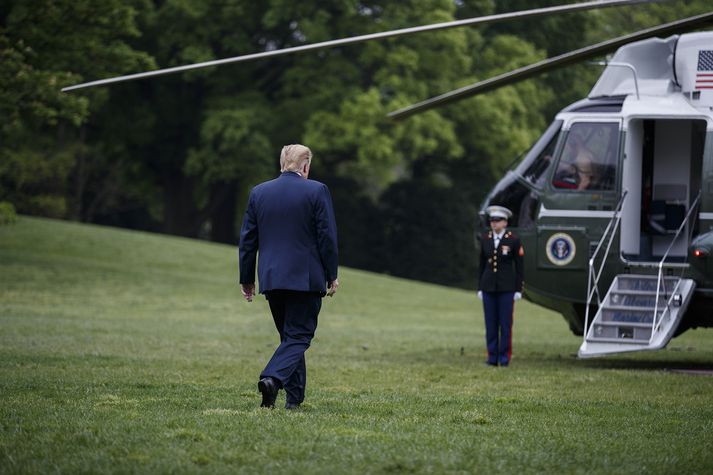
{"left": 378, "top": 178, "right": 478, "bottom": 288}
{"left": 449, "top": 34, "right": 552, "bottom": 178}
{"left": 0, "top": 35, "right": 87, "bottom": 132}
{"left": 185, "top": 98, "right": 274, "bottom": 184}
{"left": 0, "top": 0, "right": 154, "bottom": 217}
{"left": 2, "top": 218, "right": 713, "bottom": 473}
{"left": 0, "top": 137, "right": 78, "bottom": 217}
{"left": 1, "top": 0, "right": 154, "bottom": 129}
{"left": 302, "top": 0, "right": 470, "bottom": 193}
{"left": 3, "top": 0, "right": 712, "bottom": 282}
{"left": 0, "top": 201, "right": 17, "bottom": 224}
{"left": 306, "top": 89, "right": 399, "bottom": 190}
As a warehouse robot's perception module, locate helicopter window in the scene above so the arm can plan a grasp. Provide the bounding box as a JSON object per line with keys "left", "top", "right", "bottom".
{"left": 484, "top": 173, "right": 539, "bottom": 230}
{"left": 552, "top": 122, "right": 619, "bottom": 191}
{"left": 516, "top": 120, "right": 562, "bottom": 188}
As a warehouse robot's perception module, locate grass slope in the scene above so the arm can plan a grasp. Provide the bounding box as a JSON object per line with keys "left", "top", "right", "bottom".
{"left": 1, "top": 217, "right": 713, "bottom": 474}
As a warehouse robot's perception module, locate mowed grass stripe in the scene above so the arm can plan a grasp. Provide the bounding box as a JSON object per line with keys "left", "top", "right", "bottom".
{"left": 1, "top": 217, "right": 712, "bottom": 474}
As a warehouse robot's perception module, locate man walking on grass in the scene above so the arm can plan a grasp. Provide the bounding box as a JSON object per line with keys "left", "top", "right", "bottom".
{"left": 239, "top": 144, "right": 339, "bottom": 409}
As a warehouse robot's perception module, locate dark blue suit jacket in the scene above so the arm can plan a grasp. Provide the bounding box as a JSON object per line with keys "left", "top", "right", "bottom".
{"left": 239, "top": 172, "right": 338, "bottom": 294}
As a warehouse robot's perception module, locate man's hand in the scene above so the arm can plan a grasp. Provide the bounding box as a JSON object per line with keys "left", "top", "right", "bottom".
{"left": 327, "top": 278, "right": 340, "bottom": 297}
{"left": 514, "top": 292, "right": 522, "bottom": 300}
{"left": 240, "top": 283, "right": 255, "bottom": 302}
{"left": 477, "top": 291, "right": 483, "bottom": 300}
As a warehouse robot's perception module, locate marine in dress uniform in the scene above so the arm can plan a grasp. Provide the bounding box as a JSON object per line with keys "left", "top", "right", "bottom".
{"left": 478, "top": 206, "right": 524, "bottom": 367}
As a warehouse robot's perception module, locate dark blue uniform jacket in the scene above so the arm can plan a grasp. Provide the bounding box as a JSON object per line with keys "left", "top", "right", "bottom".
{"left": 478, "top": 230, "right": 524, "bottom": 293}
{"left": 239, "top": 172, "right": 338, "bottom": 294}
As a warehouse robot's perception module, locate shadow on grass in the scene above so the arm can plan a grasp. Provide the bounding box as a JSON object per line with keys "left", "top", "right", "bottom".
{"left": 577, "top": 357, "right": 713, "bottom": 373}
{"left": 377, "top": 344, "right": 713, "bottom": 375}
{"left": 520, "top": 347, "right": 713, "bottom": 373}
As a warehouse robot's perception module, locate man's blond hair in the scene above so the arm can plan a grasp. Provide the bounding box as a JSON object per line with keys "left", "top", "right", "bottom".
{"left": 280, "top": 144, "right": 312, "bottom": 172}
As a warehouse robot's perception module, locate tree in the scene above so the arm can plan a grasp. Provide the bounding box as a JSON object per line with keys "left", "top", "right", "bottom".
{"left": 6, "top": 0, "right": 711, "bottom": 288}
{"left": 0, "top": 0, "right": 154, "bottom": 217}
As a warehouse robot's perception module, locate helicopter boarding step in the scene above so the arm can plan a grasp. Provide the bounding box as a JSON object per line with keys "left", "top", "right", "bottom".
{"left": 578, "top": 274, "right": 695, "bottom": 358}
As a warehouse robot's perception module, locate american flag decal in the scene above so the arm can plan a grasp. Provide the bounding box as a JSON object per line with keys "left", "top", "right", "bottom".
{"left": 697, "top": 50, "right": 713, "bottom": 90}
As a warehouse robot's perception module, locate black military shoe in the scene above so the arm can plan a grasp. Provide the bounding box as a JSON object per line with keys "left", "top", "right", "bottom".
{"left": 285, "top": 402, "right": 301, "bottom": 410}
{"left": 258, "top": 377, "right": 279, "bottom": 408}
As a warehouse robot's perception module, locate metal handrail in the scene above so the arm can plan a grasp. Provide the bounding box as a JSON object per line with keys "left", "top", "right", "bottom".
{"left": 651, "top": 191, "right": 701, "bottom": 337}
{"left": 652, "top": 279, "right": 684, "bottom": 337}
{"left": 591, "top": 62, "right": 640, "bottom": 100}
{"left": 583, "top": 190, "right": 628, "bottom": 342}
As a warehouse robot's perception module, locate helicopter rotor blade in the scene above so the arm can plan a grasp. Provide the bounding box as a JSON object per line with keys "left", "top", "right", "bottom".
{"left": 388, "top": 10, "right": 713, "bottom": 120}
{"left": 62, "top": 0, "right": 659, "bottom": 92}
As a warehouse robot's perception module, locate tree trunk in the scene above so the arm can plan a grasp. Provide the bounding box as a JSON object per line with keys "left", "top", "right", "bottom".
{"left": 162, "top": 172, "right": 200, "bottom": 237}
{"left": 209, "top": 181, "right": 239, "bottom": 244}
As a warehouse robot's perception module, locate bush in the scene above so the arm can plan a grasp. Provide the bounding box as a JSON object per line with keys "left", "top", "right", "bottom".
{"left": 0, "top": 201, "right": 18, "bottom": 225}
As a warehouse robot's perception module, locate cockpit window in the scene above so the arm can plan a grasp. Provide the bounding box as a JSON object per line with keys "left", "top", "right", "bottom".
{"left": 552, "top": 122, "right": 620, "bottom": 191}
{"left": 515, "top": 120, "right": 562, "bottom": 188}
{"left": 483, "top": 172, "right": 539, "bottom": 230}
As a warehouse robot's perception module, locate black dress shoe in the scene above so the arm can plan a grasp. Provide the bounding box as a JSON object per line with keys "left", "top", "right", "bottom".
{"left": 258, "top": 377, "right": 279, "bottom": 408}
{"left": 285, "top": 402, "right": 301, "bottom": 410}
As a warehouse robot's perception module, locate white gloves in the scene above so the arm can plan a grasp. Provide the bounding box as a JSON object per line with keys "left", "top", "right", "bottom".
{"left": 477, "top": 291, "right": 483, "bottom": 300}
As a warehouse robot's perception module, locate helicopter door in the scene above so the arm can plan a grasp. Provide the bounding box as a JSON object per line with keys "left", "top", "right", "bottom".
{"left": 621, "top": 119, "right": 706, "bottom": 262}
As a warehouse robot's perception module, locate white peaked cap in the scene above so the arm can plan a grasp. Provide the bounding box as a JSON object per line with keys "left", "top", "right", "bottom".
{"left": 486, "top": 205, "right": 512, "bottom": 220}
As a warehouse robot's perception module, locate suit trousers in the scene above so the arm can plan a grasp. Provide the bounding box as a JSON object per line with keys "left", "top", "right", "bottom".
{"left": 260, "top": 290, "right": 321, "bottom": 404}
{"left": 482, "top": 291, "right": 515, "bottom": 366}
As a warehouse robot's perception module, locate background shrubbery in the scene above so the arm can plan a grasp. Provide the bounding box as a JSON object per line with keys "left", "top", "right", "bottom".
{"left": 1, "top": 0, "right": 709, "bottom": 287}
{"left": 0, "top": 201, "right": 17, "bottom": 225}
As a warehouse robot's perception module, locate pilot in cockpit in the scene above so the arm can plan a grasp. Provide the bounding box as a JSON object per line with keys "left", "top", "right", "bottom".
{"left": 553, "top": 148, "right": 599, "bottom": 190}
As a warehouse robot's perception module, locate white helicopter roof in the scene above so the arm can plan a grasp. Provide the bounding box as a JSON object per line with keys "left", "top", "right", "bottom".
{"left": 589, "top": 35, "right": 677, "bottom": 98}
{"left": 620, "top": 94, "right": 713, "bottom": 128}
{"left": 589, "top": 32, "right": 713, "bottom": 110}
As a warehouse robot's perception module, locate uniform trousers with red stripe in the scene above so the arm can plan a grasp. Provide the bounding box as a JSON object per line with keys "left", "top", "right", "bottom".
{"left": 482, "top": 291, "right": 514, "bottom": 366}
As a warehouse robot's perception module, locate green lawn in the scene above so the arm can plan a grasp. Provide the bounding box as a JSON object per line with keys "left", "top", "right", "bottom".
{"left": 1, "top": 217, "right": 712, "bottom": 474}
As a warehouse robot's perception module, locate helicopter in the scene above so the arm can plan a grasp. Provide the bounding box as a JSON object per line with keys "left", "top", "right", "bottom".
{"left": 459, "top": 29, "right": 713, "bottom": 358}
{"left": 63, "top": 1, "right": 713, "bottom": 358}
